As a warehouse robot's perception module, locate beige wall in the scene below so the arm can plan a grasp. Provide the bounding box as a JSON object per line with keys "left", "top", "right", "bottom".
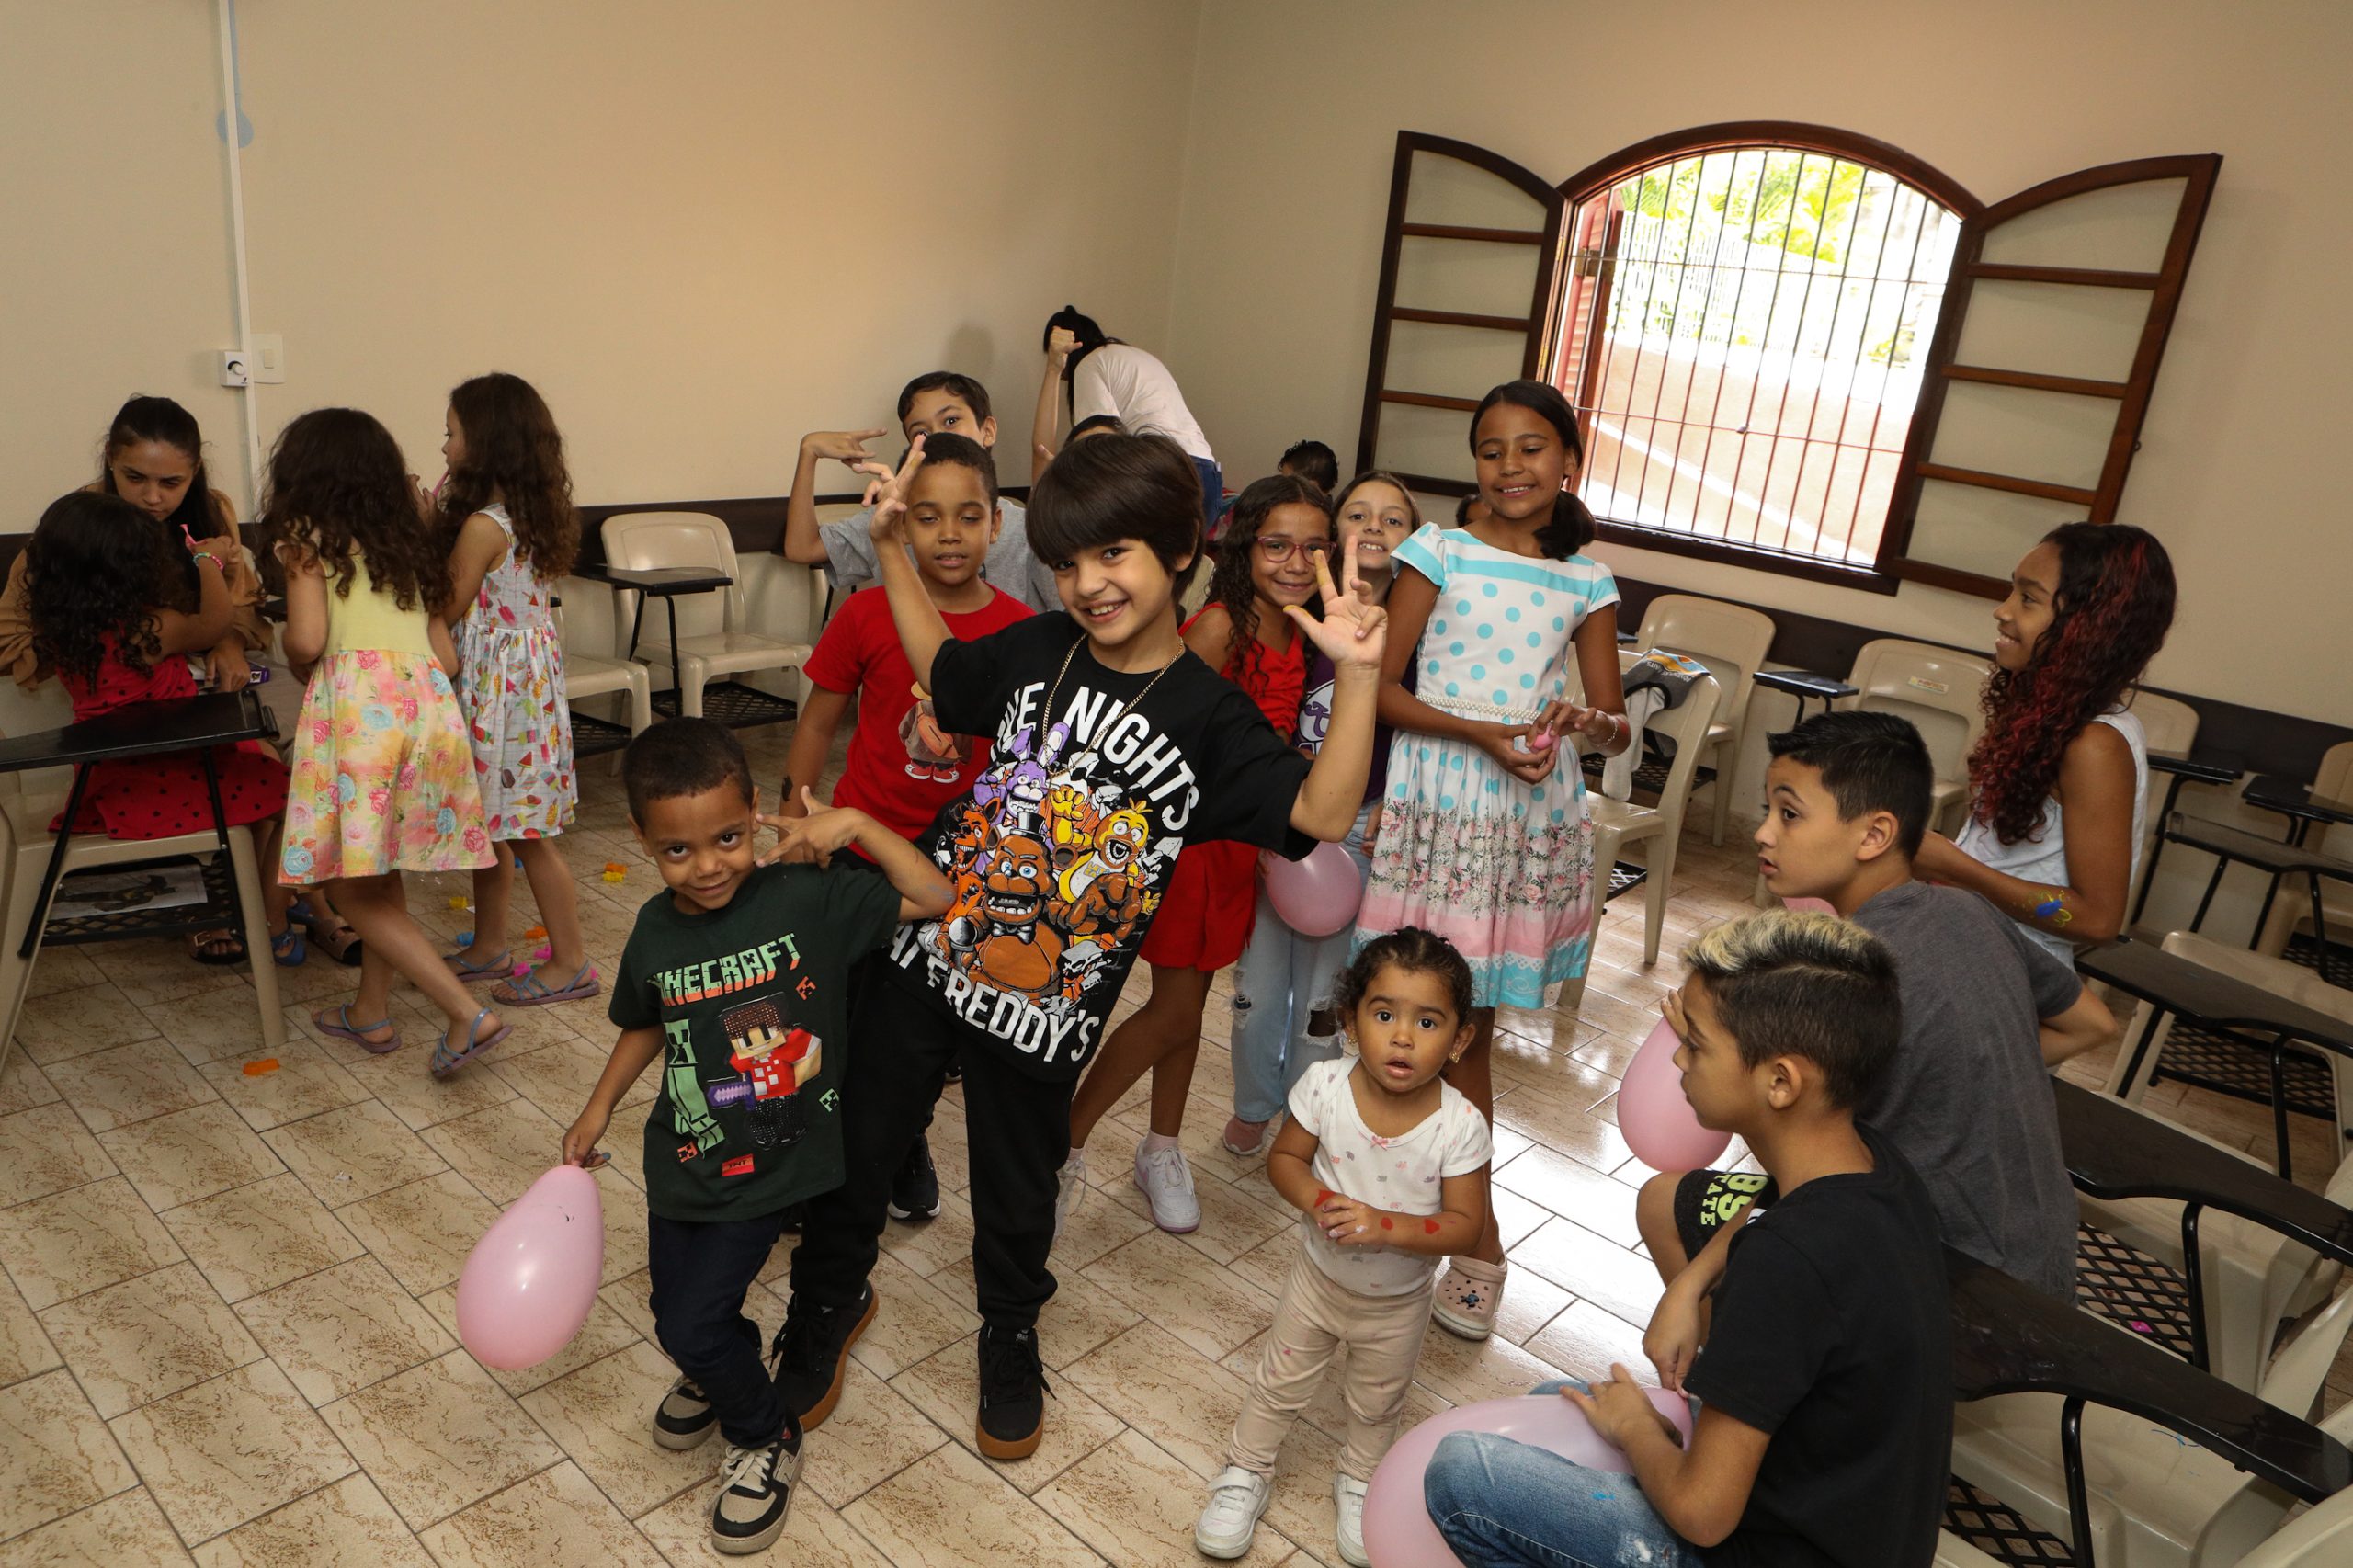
{"left": 2, "top": 0, "right": 1203, "bottom": 522}
{"left": 1164, "top": 0, "right": 2353, "bottom": 728}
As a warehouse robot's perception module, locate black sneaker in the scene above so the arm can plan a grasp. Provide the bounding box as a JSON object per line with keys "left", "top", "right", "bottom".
{"left": 709, "top": 1425, "right": 802, "bottom": 1556}
{"left": 651, "top": 1375, "right": 717, "bottom": 1450}
{"left": 778, "top": 1200, "right": 808, "bottom": 1234}
{"left": 769, "top": 1286, "right": 877, "bottom": 1429}
{"left": 942, "top": 1059, "right": 963, "bottom": 1085}
{"left": 975, "top": 1324, "right": 1048, "bottom": 1460}
{"left": 888, "top": 1135, "right": 942, "bottom": 1221}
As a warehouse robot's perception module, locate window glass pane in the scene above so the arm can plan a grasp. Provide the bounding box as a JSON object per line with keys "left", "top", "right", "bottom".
{"left": 1905, "top": 477, "right": 2084, "bottom": 581}
{"left": 1977, "top": 178, "right": 2187, "bottom": 272}
{"left": 1375, "top": 402, "right": 1476, "bottom": 485}
{"left": 1950, "top": 279, "right": 2152, "bottom": 382}
{"left": 1927, "top": 381, "right": 2118, "bottom": 493}
{"left": 1396, "top": 234, "right": 1543, "bottom": 319}
{"left": 1403, "top": 151, "right": 1551, "bottom": 231}
{"left": 1383, "top": 320, "right": 1529, "bottom": 403}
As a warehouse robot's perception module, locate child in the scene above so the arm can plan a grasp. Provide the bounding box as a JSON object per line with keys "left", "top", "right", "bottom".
{"left": 1424, "top": 909, "right": 1954, "bottom": 1568}
{"left": 776, "top": 433, "right": 1385, "bottom": 1462}
{"left": 1915, "top": 522, "right": 2177, "bottom": 956}
{"left": 435, "top": 372, "right": 596, "bottom": 1008}
{"left": 1212, "top": 440, "right": 1338, "bottom": 537}
{"left": 21, "top": 491, "right": 296, "bottom": 962}
{"left": 1196, "top": 928, "right": 1491, "bottom": 1566}
{"left": 1222, "top": 472, "right": 1420, "bottom": 1157}
{"left": 1637, "top": 710, "right": 2114, "bottom": 1307}
{"left": 1063, "top": 473, "right": 1334, "bottom": 1233}
{"left": 559, "top": 718, "right": 950, "bottom": 1556}
{"left": 262, "top": 407, "right": 503, "bottom": 1075}
{"left": 779, "top": 371, "right": 1060, "bottom": 612}
{"left": 779, "top": 431, "right": 1030, "bottom": 1220}
{"left": 1355, "top": 379, "right": 1630, "bottom": 1339}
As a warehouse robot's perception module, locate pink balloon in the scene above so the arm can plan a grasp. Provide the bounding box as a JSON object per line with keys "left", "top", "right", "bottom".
{"left": 1365, "top": 1390, "right": 1694, "bottom": 1567}
{"left": 1618, "top": 1017, "right": 1732, "bottom": 1172}
{"left": 1261, "top": 841, "right": 1363, "bottom": 938}
{"left": 1781, "top": 896, "right": 1837, "bottom": 916}
{"left": 456, "top": 1164, "right": 605, "bottom": 1369}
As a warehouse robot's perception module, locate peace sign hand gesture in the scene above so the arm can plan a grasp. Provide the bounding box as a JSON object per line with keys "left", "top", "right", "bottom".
{"left": 858, "top": 436, "right": 928, "bottom": 547}
{"left": 1285, "top": 544, "right": 1389, "bottom": 674}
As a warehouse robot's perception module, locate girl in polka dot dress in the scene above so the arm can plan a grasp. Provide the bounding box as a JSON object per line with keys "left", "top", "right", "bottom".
{"left": 1353, "top": 380, "right": 1630, "bottom": 1340}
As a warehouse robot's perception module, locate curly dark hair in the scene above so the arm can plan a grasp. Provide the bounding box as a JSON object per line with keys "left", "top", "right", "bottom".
{"left": 439, "top": 373, "right": 579, "bottom": 580}
{"left": 24, "top": 491, "right": 174, "bottom": 689}
{"left": 1967, "top": 521, "right": 2177, "bottom": 845}
{"left": 1332, "top": 926, "right": 1475, "bottom": 1029}
{"left": 1202, "top": 474, "right": 1330, "bottom": 687}
{"left": 260, "top": 408, "right": 449, "bottom": 611}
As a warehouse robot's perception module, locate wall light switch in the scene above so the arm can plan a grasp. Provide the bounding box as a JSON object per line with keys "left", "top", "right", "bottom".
{"left": 220, "top": 349, "right": 251, "bottom": 388}
{"left": 251, "top": 333, "right": 286, "bottom": 383}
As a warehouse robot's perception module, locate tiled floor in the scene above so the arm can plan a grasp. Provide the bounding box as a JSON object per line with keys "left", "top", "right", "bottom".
{"left": 3, "top": 724, "right": 2348, "bottom": 1565}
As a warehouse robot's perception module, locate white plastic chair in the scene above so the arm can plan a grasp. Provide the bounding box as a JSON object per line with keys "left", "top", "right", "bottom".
{"left": 1836, "top": 639, "right": 1993, "bottom": 835}
{"left": 2234, "top": 1476, "right": 2353, "bottom": 1567}
{"left": 2126, "top": 691, "right": 2201, "bottom": 937}
{"left": 2259, "top": 740, "right": 2353, "bottom": 961}
{"left": 1635, "top": 594, "right": 1775, "bottom": 847}
{"left": 554, "top": 599, "right": 651, "bottom": 769}
{"left": 598, "top": 512, "right": 811, "bottom": 722}
{"left": 1566, "top": 653, "right": 1720, "bottom": 1007}
{"left": 0, "top": 681, "right": 285, "bottom": 1076}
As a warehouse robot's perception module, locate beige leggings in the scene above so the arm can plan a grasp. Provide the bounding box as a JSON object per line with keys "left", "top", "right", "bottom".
{"left": 1229, "top": 1249, "right": 1436, "bottom": 1481}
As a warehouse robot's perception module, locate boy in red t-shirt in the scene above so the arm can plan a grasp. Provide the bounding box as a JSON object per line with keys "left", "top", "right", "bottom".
{"left": 779, "top": 431, "right": 1029, "bottom": 1218}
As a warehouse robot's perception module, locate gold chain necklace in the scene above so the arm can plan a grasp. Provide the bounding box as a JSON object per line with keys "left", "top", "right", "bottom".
{"left": 1035, "top": 634, "right": 1183, "bottom": 778}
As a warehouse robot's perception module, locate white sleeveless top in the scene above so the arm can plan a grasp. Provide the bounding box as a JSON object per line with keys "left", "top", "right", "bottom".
{"left": 1953, "top": 708, "right": 2148, "bottom": 960}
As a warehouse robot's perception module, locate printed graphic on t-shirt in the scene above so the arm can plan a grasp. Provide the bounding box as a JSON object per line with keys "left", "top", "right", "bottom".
{"left": 1296, "top": 676, "right": 1334, "bottom": 755}
{"left": 650, "top": 931, "right": 823, "bottom": 1165}
{"left": 897, "top": 687, "right": 968, "bottom": 784}
{"left": 887, "top": 676, "right": 1199, "bottom": 1066}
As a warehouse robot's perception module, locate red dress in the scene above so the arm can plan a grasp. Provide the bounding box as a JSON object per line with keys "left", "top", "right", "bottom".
{"left": 1139, "top": 619, "right": 1309, "bottom": 972}
{"left": 52, "top": 640, "right": 290, "bottom": 839}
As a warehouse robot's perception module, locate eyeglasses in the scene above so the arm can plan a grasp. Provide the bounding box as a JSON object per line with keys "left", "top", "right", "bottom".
{"left": 1253, "top": 537, "right": 1335, "bottom": 563}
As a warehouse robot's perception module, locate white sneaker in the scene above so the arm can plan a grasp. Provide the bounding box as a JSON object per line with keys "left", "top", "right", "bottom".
{"left": 1053, "top": 1151, "right": 1087, "bottom": 1245}
{"left": 1132, "top": 1139, "right": 1200, "bottom": 1233}
{"left": 1333, "top": 1472, "right": 1370, "bottom": 1566}
{"left": 1195, "top": 1465, "right": 1273, "bottom": 1559}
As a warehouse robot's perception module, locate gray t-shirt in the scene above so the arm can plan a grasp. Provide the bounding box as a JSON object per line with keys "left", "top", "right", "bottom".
{"left": 819, "top": 496, "right": 1059, "bottom": 614}
{"left": 1851, "top": 881, "right": 2080, "bottom": 1299}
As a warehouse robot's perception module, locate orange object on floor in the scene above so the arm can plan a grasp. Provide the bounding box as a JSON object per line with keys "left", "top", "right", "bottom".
{"left": 242, "top": 1058, "right": 280, "bottom": 1075}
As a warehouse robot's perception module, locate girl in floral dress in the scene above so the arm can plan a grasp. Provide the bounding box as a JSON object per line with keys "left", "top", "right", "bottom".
{"left": 264, "top": 407, "right": 502, "bottom": 1078}
{"left": 1352, "top": 380, "right": 1630, "bottom": 1340}
{"left": 435, "top": 373, "right": 593, "bottom": 1007}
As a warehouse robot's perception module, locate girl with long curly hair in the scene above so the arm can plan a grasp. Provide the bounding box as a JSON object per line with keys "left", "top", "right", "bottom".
{"left": 1915, "top": 521, "right": 2177, "bottom": 957}
{"left": 21, "top": 491, "right": 295, "bottom": 965}
{"left": 432, "top": 372, "right": 595, "bottom": 1009}
{"left": 263, "top": 407, "right": 503, "bottom": 1076}
{"left": 1063, "top": 473, "right": 1332, "bottom": 1234}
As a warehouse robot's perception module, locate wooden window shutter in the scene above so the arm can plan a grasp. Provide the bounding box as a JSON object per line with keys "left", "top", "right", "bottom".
{"left": 1881, "top": 154, "right": 2221, "bottom": 595}
{"left": 1355, "top": 132, "right": 1567, "bottom": 506}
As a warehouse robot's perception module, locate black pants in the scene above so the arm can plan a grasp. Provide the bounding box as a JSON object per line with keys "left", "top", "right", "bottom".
{"left": 790, "top": 971, "right": 1073, "bottom": 1329}
{"left": 647, "top": 1207, "right": 798, "bottom": 1448}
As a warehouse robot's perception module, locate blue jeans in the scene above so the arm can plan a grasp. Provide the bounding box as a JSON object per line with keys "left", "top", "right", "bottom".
{"left": 1423, "top": 1381, "right": 1704, "bottom": 1568}
{"left": 1191, "top": 455, "right": 1224, "bottom": 533}
{"left": 646, "top": 1208, "right": 795, "bottom": 1448}
{"left": 1230, "top": 803, "right": 1373, "bottom": 1124}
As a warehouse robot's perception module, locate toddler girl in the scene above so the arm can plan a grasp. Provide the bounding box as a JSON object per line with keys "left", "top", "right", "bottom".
{"left": 435, "top": 372, "right": 595, "bottom": 1006}
{"left": 1194, "top": 927, "right": 1492, "bottom": 1567}
{"left": 1222, "top": 472, "right": 1419, "bottom": 1156}
{"left": 1063, "top": 474, "right": 1330, "bottom": 1233}
{"left": 264, "top": 407, "right": 502, "bottom": 1075}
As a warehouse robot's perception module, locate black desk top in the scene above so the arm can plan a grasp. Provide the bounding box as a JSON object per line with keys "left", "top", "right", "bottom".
{"left": 0, "top": 690, "right": 269, "bottom": 775}
{"left": 571, "top": 564, "right": 733, "bottom": 595}
{"left": 2245, "top": 774, "right": 2353, "bottom": 829}
{"left": 1948, "top": 1249, "right": 2352, "bottom": 1503}
{"left": 1753, "top": 669, "right": 1858, "bottom": 699}
{"left": 2163, "top": 812, "right": 2353, "bottom": 881}
{"left": 2053, "top": 1080, "right": 2353, "bottom": 1265}
{"left": 2147, "top": 749, "right": 2245, "bottom": 786}
{"left": 2075, "top": 940, "right": 2353, "bottom": 1054}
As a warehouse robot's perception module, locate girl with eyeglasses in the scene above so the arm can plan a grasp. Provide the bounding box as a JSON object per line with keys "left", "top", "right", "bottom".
{"left": 1064, "top": 474, "right": 1336, "bottom": 1234}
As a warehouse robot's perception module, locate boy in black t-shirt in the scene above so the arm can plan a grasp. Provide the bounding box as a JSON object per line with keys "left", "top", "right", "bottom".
{"left": 1424, "top": 910, "right": 1953, "bottom": 1568}
{"left": 775, "top": 433, "right": 1389, "bottom": 1462}
{"left": 558, "top": 720, "right": 950, "bottom": 1558}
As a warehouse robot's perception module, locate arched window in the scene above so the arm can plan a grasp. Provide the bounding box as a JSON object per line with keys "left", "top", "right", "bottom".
{"left": 1355, "top": 127, "right": 2218, "bottom": 595}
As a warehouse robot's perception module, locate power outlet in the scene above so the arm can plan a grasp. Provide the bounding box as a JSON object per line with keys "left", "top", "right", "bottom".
{"left": 220, "top": 349, "right": 251, "bottom": 388}
{"left": 250, "top": 333, "right": 286, "bottom": 384}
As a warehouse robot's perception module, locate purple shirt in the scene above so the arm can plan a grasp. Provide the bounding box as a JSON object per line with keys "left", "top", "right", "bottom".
{"left": 1297, "top": 652, "right": 1411, "bottom": 805}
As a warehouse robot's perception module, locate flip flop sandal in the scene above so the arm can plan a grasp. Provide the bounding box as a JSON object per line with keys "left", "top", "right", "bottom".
{"left": 445, "top": 948, "right": 514, "bottom": 983}
{"left": 290, "top": 902, "right": 364, "bottom": 968}
{"left": 271, "top": 926, "right": 307, "bottom": 968}
{"left": 492, "top": 964, "right": 601, "bottom": 1008}
{"left": 431, "top": 1008, "right": 512, "bottom": 1079}
{"left": 189, "top": 928, "right": 248, "bottom": 967}
{"left": 315, "top": 1006, "right": 402, "bottom": 1055}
